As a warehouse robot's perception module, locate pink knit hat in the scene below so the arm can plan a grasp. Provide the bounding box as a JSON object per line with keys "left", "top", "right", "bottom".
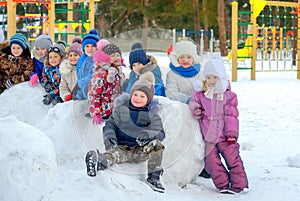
{"left": 67, "top": 37, "right": 83, "bottom": 56}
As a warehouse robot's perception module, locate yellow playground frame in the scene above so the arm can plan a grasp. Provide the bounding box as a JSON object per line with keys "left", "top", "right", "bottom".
{"left": 2, "top": 0, "right": 99, "bottom": 46}
{"left": 231, "top": 0, "right": 300, "bottom": 81}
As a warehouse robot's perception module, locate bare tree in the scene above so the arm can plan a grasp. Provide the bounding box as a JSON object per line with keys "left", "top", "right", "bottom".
{"left": 193, "top": 0, "right": 200, "bottom": 48}
{"left": 202, "top": 0, "right": 209, "bottom": 51}
{"left": 218, "top": 0, "right": 228, "bottom": 56}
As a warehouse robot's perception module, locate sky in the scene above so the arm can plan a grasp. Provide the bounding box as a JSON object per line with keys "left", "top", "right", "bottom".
{"left": 0, "top": 54, "right": 299, "bottom": 201}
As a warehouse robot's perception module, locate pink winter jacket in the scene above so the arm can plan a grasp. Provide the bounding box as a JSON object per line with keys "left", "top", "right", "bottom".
{"left": 189, "top": 88, "right": 239, "bottom": 143}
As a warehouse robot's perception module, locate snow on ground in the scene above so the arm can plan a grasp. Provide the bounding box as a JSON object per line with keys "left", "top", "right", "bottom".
{"left": 0, "top": 54, "right": 300, "bottom": 201}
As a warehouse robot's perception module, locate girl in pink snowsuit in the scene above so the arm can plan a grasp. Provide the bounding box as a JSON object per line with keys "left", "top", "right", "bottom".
{"left": 189, "top": 56, "right": 248, "bottom": 194}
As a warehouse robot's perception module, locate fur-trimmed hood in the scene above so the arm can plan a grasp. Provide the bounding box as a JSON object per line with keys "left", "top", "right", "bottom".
{"left": 139, "top": 55, "right": 157, "bottom": 75}
{"left": 59, "top": 59, "right": 75, "bottom": 76}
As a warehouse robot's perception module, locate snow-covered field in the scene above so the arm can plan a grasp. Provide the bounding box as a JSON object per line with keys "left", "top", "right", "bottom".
{"left": 0, "top": 54, "right": 299, "bottom": 201}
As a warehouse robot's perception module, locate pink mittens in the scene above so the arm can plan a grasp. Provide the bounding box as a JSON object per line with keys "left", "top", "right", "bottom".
{"left": 92, "top": 113, "right": 102, "bottom": 124}
{"left": 30, "top": 74, "right": 39, "bottom": 86}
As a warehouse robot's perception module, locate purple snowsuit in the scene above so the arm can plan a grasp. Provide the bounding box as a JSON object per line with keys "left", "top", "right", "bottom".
{"left": 189, "top": 87, "right": 248, "bottom": 190}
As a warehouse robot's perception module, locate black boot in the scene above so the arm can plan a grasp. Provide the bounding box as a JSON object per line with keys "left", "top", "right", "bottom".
{"left": 146, "top": 168, "right": 165, "bottom": 193}
{"left": 199, "top": 168, "right": 211, "bottom": 179}
{"left": 85, "top": 149, "right": 107, "bottom": 177}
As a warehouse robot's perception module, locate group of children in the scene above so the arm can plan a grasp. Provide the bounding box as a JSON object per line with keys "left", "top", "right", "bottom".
{"left": 0, "top": 31, "right": 248, "bottom": 194}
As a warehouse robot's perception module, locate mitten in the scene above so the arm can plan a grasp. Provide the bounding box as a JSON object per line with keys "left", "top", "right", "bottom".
{"left": 193, "top": 108, "right": 204, "bottom": 119}
{"left": 30, "top": 74, "right": 39, "bottom": 86}
{"left": 42, "top": 94, "right": 54, "bottom": 105}
{"left": 136, "top": 132, "right": 150, "bottom": 146}
{"left": 64, "top": 94, "right": 72, "bottom": 101}
{"left": 44, "top": 83, "right": 53, "bottom": 93}
{"left": 104, "top": 138, "right": 117, "bottom": 150}
{"left": 92, "top": 113, "right": 102, "bottom": 124}
{"left": 5, "top": 78, "right": 14, "bottom": 89}
{"left": 107, "top": 67, "right": 117, "bottom": 83}
{"left": 226, "top": 136, "right": 237, "bottom": 145}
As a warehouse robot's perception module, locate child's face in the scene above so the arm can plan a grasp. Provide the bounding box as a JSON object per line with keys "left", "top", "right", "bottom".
{"left": 11, "top": 44, "right": 23, "bottom": 57}
{"left": 36, "top": 47, "right": 47, "bottom": 58}
{"left": 178, "top": 54, "right": 194, "bottom": 68}
{"left": 132, "top": 62, "right": 144, "bottom": 74}
{"left": 49, "top": 51, "right": 62, "bottom": 66}
{"left": 110, "top": 52, "right": 121, "bottom": 66}
{"left": 205, "top": 74, "right": 220, "bottom": 87}
{"left": 84, "top": 44, "right": 96, "bottom": 57}
{"left": 68, "top": 52, "right": 80, "bottom": 66}
{"left": 131, "top": 90, "right": 148, "bottom": 107}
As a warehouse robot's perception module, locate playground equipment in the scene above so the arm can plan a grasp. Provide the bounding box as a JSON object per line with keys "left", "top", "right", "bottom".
{"left": 231, "top": 0, "right": 300, "bottom": 81}
{"left": 1, "top": 0, "right": 99, "bottom": 48}
{"left": 172, "top": 29, "right": 214, "bottom": 55}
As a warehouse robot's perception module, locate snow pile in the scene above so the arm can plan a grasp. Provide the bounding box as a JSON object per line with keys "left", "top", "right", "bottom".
{"left": 0, "top": 115, "right": 57, "bottom": 201}
{"left": 0, "top": 82, "right": 205, "bottom": 201}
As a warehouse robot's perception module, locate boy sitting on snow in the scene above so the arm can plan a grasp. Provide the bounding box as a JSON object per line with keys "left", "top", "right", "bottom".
{"left": 85, "top": 72, "right": 166, "bottom": 193}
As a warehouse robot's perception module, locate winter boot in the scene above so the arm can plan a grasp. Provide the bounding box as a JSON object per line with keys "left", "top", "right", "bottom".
{"left": 199, "top": 168, "right": 211, "bottom": 179}
{"left": 146, "top": 169, "right": 165, "bottom": 193}
{"left": 85, "top": 149, "right": 108, "bottom": 177}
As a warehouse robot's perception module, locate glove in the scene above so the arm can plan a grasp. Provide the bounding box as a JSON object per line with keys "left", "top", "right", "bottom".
{"left": 92, "top": 113, "right": 102, "bottom": 124}
{"left": 44, "top": 83, "right": 53, "bottom": 93}
{"left": 30, "top": 74, "right": 39, "bottom": 86}
{"left": 226, "top": 136, "right": 237, "bottom": 145}
{"left": 136, "top": 132, "right": 150, "bottom": 146}
{"left": 5, "top": 78, "right": 14, "bottom": 89}
{"left": 193, "top": 108, "right": 204, "bottom": 119}
{"left": 42, "top": 94, "right": 54, "bottom": 105}
{"left": 104, "top": 138, "right": 117, "bottom": 150}
{"left": 64, "top": 94, "right": 72, "bottom": 101}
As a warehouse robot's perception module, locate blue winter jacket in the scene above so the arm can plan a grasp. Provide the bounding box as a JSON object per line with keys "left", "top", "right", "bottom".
{"left": 126, "top": 55, "right": 166, "bottom": 96}
{"left": 76, "top": 54, "right": 95, "bottom": 100}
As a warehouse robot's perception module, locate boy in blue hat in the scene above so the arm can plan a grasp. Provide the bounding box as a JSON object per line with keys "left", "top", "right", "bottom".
{"left": 75, "top": 29, "right": 100, "bottom": 100}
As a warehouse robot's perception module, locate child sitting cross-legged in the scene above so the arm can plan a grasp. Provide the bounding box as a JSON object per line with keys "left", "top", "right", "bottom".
{"left": 85, "top": 72, "right": 166, "bottom": 193}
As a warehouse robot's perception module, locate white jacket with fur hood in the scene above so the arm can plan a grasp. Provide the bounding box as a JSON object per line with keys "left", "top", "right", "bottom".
{"left": 59, "top": 59, "right": 77, "bottom": 100}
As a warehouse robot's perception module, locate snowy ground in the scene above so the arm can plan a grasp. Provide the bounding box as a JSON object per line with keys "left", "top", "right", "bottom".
{"left": 0, "top": 54, "right": 299, "bottom": 201}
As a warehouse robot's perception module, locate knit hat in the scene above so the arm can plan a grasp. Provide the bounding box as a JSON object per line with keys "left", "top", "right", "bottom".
{"left": 129, "top": 49, "right": 148, "bottom": 69}
{"left": 10, "top": 33, "right": 28, "bottom": 50}
{"left": 48, "top": 41, "right": 66, "bottom": 58}
{"left": 67, "top": 37, "right": 83, "bottom": 56}
{"left": 82, "top": 29, "right": 100, "bottom": 50}
{"left": 35, "top": 34, "right": 52, "bottom": 49}
{"left": 103, "top": 43, "right": 122, "bottom": 57}
{"left": 203, "top": 55, "right": 229, "bottom": 93}
{"left": 131, "top": 42, "right": 143, "bottom": 51}
{"left": 130, "top": 72, "right": 155, "bottom": 105}
{"left": 169, "top": 40, "right": 200, "bottom": 67}
{"left": 97, "top": 39, "right": 109, "bottom": 50}
{"left": 93, "top": 43, "right": 122, "bottom": 64}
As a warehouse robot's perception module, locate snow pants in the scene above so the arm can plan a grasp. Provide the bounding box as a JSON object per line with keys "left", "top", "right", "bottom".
{"left": 104, "top": 139, "right": 164, "bottom": 173}
{"left": 205, "top": 141, "right": 248, "bottom": 190}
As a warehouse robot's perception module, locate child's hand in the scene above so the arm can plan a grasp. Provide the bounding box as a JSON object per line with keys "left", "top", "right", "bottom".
{"left": 42, "top": 94, "right": 53, "bottom": 105}
{"left": 104, "top": 138, "right": 117, "bottom": 150}
{"left": 193, "top": 108, "right": 204, "bottom": 119}
{"left": 92, "top": 113, "right": 102, "bottom": 124}
{"left": 136, "top": 132, "right": 150, "bottom": 146}
{"left": 44, "top": 83, "right": 53, "bottom": 92}
{"left": 64, "top": 94, "right": 72, "bottom": 101}
{"left": 30, "top": 74, "right": 39, "bottom": 86}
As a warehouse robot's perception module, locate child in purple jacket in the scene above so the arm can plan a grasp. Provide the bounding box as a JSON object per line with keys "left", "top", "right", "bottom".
{"left": 189, "top": 55, "right": 248, "bottom": 194}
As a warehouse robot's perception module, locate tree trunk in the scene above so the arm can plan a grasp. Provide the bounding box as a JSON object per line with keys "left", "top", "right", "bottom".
{"left": 202, "top": 0, "right": 209, "bottom": 52}
{"left": 142, "top": 0, "right": 149, "bottom": 49}
{"left": 218, "top": 0, "right": 228, "bottom": 56}
{"left": 193, "top": 0, "right": 201, "bottom": 50}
